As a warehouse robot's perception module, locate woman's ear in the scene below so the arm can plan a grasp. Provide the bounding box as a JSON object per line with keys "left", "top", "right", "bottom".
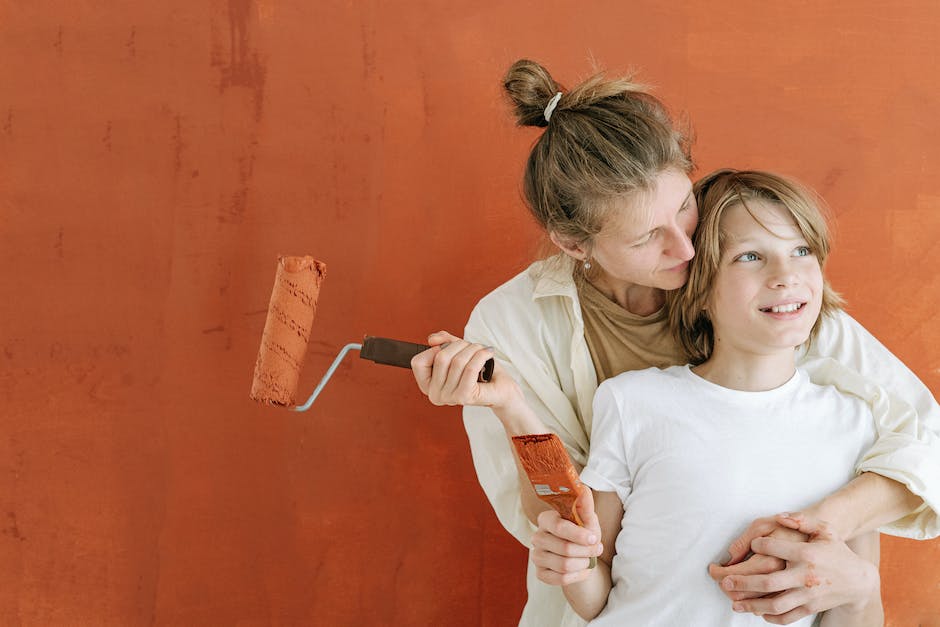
{"left": 549, "top": 231, "right": 590, "bottom": 262}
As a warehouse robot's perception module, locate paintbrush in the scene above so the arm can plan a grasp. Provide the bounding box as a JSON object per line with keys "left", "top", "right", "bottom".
{"left": 512, "top": 433, "right": 597, "bottom": 567}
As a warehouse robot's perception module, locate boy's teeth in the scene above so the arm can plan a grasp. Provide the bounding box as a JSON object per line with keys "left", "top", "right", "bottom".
{"left": 770, "top": 303, "right": 800, "bottom": 313}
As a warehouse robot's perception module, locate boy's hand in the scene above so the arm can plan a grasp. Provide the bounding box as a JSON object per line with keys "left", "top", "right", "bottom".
{"left": 531, "top": 488, "right": 603, "bottom": 586}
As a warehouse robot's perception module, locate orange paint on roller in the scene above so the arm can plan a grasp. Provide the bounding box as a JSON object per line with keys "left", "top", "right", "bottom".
{"left": 512, "top": 433, "right": 585, "bottom": 526}
{"left": 250, "top": 255, "right": 327, "bottom": 406}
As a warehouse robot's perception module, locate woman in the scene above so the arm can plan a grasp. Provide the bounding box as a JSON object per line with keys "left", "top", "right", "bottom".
{"left": 411, "top": 59, "right": 939, "bottom": 626}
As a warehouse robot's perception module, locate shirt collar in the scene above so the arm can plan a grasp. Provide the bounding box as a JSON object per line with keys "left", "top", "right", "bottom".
{"left": 530, "top": 254, "right": 579, "bottom": 301}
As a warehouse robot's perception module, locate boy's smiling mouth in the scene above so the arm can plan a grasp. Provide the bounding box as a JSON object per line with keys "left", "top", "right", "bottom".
{"left": 759, "top": 302, "right": 806, "bottom": 314}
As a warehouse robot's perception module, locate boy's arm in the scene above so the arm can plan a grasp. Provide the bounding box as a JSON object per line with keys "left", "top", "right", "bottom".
{"left": 561, "top": 490, "right": 622, "bottom": 619}
{"left": 531, "top": 489, "right": 622, "bottom": 621}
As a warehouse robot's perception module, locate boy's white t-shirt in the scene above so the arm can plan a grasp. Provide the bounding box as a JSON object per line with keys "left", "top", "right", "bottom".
{"left": 581, "top": 364, "right": 877, "bottom": 627}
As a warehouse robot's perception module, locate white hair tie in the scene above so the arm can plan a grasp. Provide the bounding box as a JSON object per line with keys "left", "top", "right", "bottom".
{"left": 543, "top": 91, "right": 562, "bottom": 123}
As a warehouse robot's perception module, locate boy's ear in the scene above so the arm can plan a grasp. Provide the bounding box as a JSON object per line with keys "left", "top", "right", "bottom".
{"left": 549, "top": 231, "right": 590, "bottom": 262}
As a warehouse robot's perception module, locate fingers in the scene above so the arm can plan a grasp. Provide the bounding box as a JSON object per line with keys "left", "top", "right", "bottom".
{"left": 751, "top": 536, "right": 820, "bottom": 564}
{"left": 426, "top": 330, "right": 461, "bottom": 347}
{"left": 410, "top": 344, "right": 441, "bottom": 394}
{"left": 410, "top": 330, "right": 462, "bottom": 397}
{"left": 725, "top": 517, "right": 779, "bottom": 565}
{"left": 731, "top": 588, "right": 811, "bottom": 620}
{"left": 423, "top": 337, "right": 492, "bottom": 406}
{"left": 573, "top": 486, "right": 599, "bottom": 531}
{"left": 722, "top": 570, "right": 804, "bottom": 597}
{"left": 709, "top": 554, "right": 788, "bottom": 600}
{"left": 760, "top": 606, "right": 815, "bottom": 625}
{"left": 774, "top": 512, "right": 833, "bottom": 541}
{"left": 532, "top": 509, "right": 603, "bottom": 586}
{"left": 709, "top": 554, "right": 786, "bottom": 582}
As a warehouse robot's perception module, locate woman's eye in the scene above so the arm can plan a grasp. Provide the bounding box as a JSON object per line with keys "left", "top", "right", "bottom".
{"left": 631, "top": 233, "right": 655, "bottom": 247}
{"left": 735, "top": 252, "right": 759, "bottom": 262}
{"left": 793, "top": 246, "right": 812, "bottom": 257}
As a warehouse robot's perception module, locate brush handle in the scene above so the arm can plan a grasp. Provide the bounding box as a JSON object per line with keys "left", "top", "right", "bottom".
{"left": 360, "top": 336, "right": 494, "bottom": 382}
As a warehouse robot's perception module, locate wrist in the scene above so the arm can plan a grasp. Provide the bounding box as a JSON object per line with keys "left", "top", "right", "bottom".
{"left": 491, "top": 392, "right": 546, "bottom": 436}
{"left": 845, "top": 561, "right": 881, "bottom": 613}
{"left": 803, "top": 498, "right": 858, "bottom": 540}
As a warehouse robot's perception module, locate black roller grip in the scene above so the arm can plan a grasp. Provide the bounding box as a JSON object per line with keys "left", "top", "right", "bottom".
{"left": 360, "top": 336, "right": 495, "bottom": 382}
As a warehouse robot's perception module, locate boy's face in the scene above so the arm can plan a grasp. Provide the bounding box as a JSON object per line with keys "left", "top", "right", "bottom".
{"left": 707, "top": 201, "right": 823, "bottom": 356}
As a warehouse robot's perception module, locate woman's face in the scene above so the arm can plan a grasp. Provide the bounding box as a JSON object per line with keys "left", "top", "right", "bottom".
{"left": 589, "top": 168, "right": 697, "bottom": 291}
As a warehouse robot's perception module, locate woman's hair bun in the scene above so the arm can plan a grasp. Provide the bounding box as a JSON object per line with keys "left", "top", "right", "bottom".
{"left": 503, "top": 59, "right": 563, "bottom": 128}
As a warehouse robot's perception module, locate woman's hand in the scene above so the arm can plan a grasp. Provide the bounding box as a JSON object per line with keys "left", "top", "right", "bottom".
{"left": 410, "top": 330, "right": 523, "bottom": 411}
{"left": 708, "top": 516, "right": 802, "bottom": 602}
{"left": 711, "top": 513, "right": 880, "bottom": 625}
{"left": 530, "top": 488, "right": 604, "bottom": 586}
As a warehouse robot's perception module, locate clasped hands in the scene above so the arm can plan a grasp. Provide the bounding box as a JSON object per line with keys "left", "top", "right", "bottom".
{"left": 534, "top": 508, "right": 878, "bottom": 625}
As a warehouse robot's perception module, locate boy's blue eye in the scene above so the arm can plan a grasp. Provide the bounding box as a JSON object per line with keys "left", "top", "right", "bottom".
{"left": 735, "top": 252, "right": 759, "bottom": 262}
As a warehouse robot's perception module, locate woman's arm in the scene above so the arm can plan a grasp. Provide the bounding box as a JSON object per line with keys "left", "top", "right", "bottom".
{"left": 818, "top": 532, "right": 883, "bottom": 627}
{"left": 803, "top": 311, "right": 940, "bottom": 539}
{"left": 411, "top": 332, "right": 555, "bottom": 523}
{"left": 804, "top": 471, "right": 923, "bottom": 540}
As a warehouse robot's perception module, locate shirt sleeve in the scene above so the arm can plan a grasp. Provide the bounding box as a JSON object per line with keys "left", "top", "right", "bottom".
{"left": 803, "top": 312, "right": 940, "bottom": 538}
{"left": 580, "top": 380, "right": 633, "bottom": 503}
{"left": 462, "top": 298, "right": 590, "bottom": 549}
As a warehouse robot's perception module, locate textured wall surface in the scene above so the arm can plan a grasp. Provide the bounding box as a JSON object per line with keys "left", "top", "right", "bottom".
{"left": 1, "top": 1, "right": 938, "bottom": 625}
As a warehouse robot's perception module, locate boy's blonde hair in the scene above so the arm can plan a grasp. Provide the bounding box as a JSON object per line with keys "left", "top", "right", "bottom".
{"left": 668, "top": 169, "right": 844, "bottom": 365}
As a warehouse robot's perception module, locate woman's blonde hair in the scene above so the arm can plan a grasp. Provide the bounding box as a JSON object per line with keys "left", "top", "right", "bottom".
{"left": 503, "top": 59, "right": 692, "bottom": 247}
{"left": 668, "top": 169, "right": 844, "bottom": 365}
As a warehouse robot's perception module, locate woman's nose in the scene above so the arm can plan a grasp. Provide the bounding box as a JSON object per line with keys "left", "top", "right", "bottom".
{"left": 668, "top": 227, "right": 695, "bottom": 261}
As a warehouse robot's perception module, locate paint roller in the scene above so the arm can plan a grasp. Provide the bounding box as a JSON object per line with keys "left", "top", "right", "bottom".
{"left": 249, "top": 255, "right": 494, "bottom": 411}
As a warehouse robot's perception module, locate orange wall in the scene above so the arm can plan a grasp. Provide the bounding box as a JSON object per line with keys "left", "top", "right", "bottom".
{"left": 1, "top": 2, "right": 938, "bottom": 625}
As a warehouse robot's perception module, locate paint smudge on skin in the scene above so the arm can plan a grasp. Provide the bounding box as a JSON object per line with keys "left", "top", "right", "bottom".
{"left": 804, "top": 562, "right": 824, "bottom": 588}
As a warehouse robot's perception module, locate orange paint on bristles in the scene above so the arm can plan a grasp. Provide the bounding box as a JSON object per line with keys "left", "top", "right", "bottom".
{"left": 512, "top": 434, "right": 585, "bottom": 526}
